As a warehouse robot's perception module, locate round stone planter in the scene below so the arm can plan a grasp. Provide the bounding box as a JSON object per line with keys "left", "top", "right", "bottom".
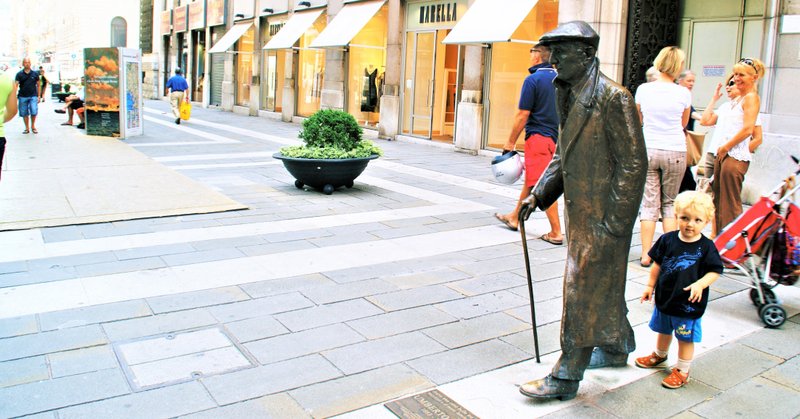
{"left": 273, "top": 152, "right": 379, "bottom": 195}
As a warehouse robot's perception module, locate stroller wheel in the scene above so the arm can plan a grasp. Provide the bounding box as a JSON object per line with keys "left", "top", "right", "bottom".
{"left": 749, "top": 288, "right": 777, "bottom": 307}
{"left": 759, "top": 303, "right": 786, "bottom": 328}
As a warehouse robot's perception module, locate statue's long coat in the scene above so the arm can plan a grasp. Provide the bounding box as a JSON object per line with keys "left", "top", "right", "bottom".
{"left": 532, "top": 59, "right": 647, "bottom": 352}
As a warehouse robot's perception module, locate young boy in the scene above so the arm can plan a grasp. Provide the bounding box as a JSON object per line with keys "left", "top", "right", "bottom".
{"left": 636, "top": 191, "right": 724, "bottom": 389}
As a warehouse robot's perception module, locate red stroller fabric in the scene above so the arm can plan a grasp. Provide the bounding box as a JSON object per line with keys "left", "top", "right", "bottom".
{"left": 715, "top": 196, "right": 782, "bottom": 263}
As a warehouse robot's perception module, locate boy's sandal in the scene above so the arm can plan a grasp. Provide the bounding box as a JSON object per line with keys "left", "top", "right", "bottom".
{"left": 634, "top": 352, "right": 667, "bottom": 368}
{"left": 662, "top": 369, "right": 689, "bottom": 389}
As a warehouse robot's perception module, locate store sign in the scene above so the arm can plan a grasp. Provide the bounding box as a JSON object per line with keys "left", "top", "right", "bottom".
{"left": 207, "top": 0, "right": 225, "bottom": 27}
{"left": 406, "top": 0, "right": 467, "bottom": 30}
{"left": 702, "top": 65, "right": 726, "bottom": 77}
{"left": 189, "top": 0, "right": 206, "bottom": 30}
{"left": 174, "top": 5, "right": 188, "bottom": 32}
{"left": 268, "top": 21, "right": 285, "bottom": 36}
{"left": 160, "top": 10, "right": 172, "bottom": 36}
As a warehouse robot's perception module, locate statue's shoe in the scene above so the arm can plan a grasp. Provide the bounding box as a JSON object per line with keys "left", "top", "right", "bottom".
{"left": 519, "top": 374, "right": 579, "bottom": 401}
{"left": 587, "top": 347, "right": 628, "bottom": 369}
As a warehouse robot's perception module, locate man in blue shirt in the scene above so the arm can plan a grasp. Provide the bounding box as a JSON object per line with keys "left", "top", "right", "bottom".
{"left": 166, "top": 68, "right": 189, "bottom": 124}
{"left": 494, "top": 44, "right": 562, "bottom": 246}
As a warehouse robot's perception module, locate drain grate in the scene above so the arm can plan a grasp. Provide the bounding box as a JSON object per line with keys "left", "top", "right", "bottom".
{"left": 113, "top": 327, "right": 253, "bottom": 390}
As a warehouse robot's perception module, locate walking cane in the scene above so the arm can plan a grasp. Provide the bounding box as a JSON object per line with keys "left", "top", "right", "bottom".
{"left": 518, "top": 203, "right": 541, "bottom": 363}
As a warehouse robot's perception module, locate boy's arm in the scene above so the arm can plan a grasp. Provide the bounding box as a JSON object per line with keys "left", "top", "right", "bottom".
{"left": 641, "top": 262, "right": 660, "bottom": 302}
{"left": 684, "top": 272, "right": 721, "bottom": 303}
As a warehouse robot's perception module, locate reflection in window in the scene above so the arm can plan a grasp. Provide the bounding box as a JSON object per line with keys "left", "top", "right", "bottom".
{"left": 111, "top": 17, "right": 127, "bottom": 47}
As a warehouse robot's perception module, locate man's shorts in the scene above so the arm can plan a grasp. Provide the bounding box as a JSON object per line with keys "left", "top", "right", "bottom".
{"left": 524, "top": 133, "right": 556, "bottom": 188}
{"left": 649, "top": 307, "right": 702, "bottom": 343}
{"left": 68, "top": 98, "right": 84, "bottom": 110}
{"left": 18, "top": 96, "right": 38, "bottom": 117}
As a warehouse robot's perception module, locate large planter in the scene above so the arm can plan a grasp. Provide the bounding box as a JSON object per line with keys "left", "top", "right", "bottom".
{"left": 273, "top": 153, "right": 379, "bottom": 195}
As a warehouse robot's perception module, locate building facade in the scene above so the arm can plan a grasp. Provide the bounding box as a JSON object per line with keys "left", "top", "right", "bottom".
{"left": 147, "top": 0, "right": 798, "bottom": 173}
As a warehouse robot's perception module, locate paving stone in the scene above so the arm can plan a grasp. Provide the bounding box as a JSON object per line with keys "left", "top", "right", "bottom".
{"left": 147, "top": 286, "right": 251, "bottom": 314}
{"left": 447, "top": 271, "right": 528, "bottom": 296}
{"left": 113, "top": 243, "right": 197, "bottom": 261}
{"left": 289, "top": 363, "right": 433, "bottom": 418}
{"left": 0, "top": 356, "right": 49, "bottom": 388}
{"left": 75, "top": 256, "right": 168, "bottom": 277}
{"left": 224, "top": 315, "right": 289, "bottom": 343}
{"left": 262, "top": 229, "right": 334, "bottom": 243}
{"left": 161, "top": 248, "right": 247, "bottom": 266}
{"left": 499, "top": 321, "right": 563, "bottom": 357}
{"left": 382, "top": 268, "right": 472, "bottom": 289}
{"left": 26, "top": 251, "right": 119, "bottom": 271}
{"left": 57, "top": 381, "right": 216, "bottom": 418}
{"left": 245, "top": 323, "right": 364, "bottom": 365}
{"left": 274, "top": 299, "right": 384, "bottom": 332}
{"left": 0, "top": 315, "right": 38, "bottom": 338}
{"left": 190, "top": 235, "right": 266, "bottom": 251}
{"left": 180, "top": 393, "right": 311, "bottom": 419}
{"left": 322, "top": 263, "right": 407, "bottom": 284}
{"left": 435, "top": 291, "right": 528, "bottom": 320}
{"left": 0, "top": 325, "right": 107, "bottom": 362}
{"left": 49, "top": 345, "right": 119, "bottom": 378}
{"left": 208, "top": 292, "right": 314, "bottom": 323}
{"left": 300, "top": 278, "right": 399, "bottom": 305}
{"left": 322, "top": 331, "right": 446, "bottom": 375}
{"left": 422, "top": 312, "right": 530, "bottom": 349}
{"left": 0, "top": 260, "right": 27, "bottom": 274}
{"left": 102, "top": 309, "right": 217, "bottom": 342}
{"left": 690, "top": 376, "right": 800, "bottom": 418}
{"left": 308, "top": 231, "right": 382, "bottom": 247}
{"left": 762, "top": 356, "right": 800, "bottom": 389}
{"left": 0, "top": 266, "right": 78, "bottom": 287}
{"left": 507, "top": 277, "right": 563, "bottom": 302}
{"left": 0, "top": 369, "right": 130, "bottom": 418}
{"left": 540, "top": 403, "right": 618, "bottom": 419}
{"left": 504, "top": 297, "right": 564, "bottom": 327}
{"left": 408, "top": 339, "right": 531, "bottom": 385}
{"left": 39, "top": 300, "right": 152, "bottom": 331}
{"left": 691, "top": 342, "right": 783, "bottom": 390}
{"left": 238, "top": 240, "right": 319, "bottom": 257}
{"left": 365, "top": 284, "right": 465, "bottom": 312}
{"left": 346, "top": 306, "right": 457, "bottom": 339}
{"left": 40, "top": 225, "right": 84, "bottom": 243}
{"left": 592, "top": 370, "right": 719, "bottom": 419}
{"left": 737, "top": 320, "right": 800, "bottom": 360}
{"left": 201, "top": 354, "right": 342, "bottom": 405}
{"left": 452, "top": 255, "right": 526, "bottom": 277}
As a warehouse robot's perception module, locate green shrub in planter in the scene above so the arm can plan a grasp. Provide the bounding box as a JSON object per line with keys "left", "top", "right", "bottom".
{"left": 280, "top": 109, "right": 383, "bottom": 159}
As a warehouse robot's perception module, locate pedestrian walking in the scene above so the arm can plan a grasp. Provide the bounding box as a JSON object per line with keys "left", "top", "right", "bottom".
{"left": 635, "top": 46, "right": 692, "bottom": 267}
{"left": 14, "top": 57, "right": 39, "bottom": 134}
{"left": 516, "top": 21, "right": 648, "bottom": 401}
{"left": 494, "top": 43, "right": 562, "bottom": 245}
{"left": 37, "top": 66, "right": 48, "bottom": 103}
{"left": 636, "top": 190, "right": 723, "bottom": 389}
{"left": 166, "top": 68, "right": 189, "bottom": 125}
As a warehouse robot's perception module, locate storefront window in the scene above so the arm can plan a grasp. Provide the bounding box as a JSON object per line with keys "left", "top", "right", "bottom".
{"left": 235, "top": 25, "right": 255, "bottom": 107}
{"left": 485, "top": 1, "right": 557, "bottom": 150}
{"left": 347, "top": 4, "right": 388, "bottom": 127}
{"left": 297, "top": 15, "right": 326, "bottom": 117}
{"left": 261, "top": 18, "right": 287, "bottom": 112}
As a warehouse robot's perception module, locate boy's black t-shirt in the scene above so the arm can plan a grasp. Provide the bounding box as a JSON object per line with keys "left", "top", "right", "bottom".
{"left": 648, "top": 231, "right": 724, "bottom": 319}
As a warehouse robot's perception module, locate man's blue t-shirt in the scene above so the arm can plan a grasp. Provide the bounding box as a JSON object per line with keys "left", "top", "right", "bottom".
{"left": 15, "top": 70, "right": 39, "bottom": 98}
{"left": 166, "top": 75, "right": 189, "bottom": 92}
{"left": 518, "top": 62, "right": 559, "bottom": 141}
{"left": 648, "top": 231, "right": 724, "bottom": 319}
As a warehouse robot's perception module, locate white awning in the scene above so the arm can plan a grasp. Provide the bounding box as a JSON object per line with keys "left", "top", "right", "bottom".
{"left": 442, "top": 0, "right": 539, "bottom": 45}
{"left": 208, "top": 22, "right": 253, "bottom": 53}
{"left": 263, "top": 9, "right": 325, "bottom": 50}
{"left": 310, "top": 0, "right": 385, "bottom": 48}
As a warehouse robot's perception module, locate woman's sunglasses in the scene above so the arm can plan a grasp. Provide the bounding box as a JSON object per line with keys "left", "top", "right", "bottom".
{"left": 739, "top": 58, "right": 756, "bottom": 68}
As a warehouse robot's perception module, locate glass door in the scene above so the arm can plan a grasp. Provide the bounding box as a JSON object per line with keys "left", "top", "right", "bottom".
{"left": 403, "top": 31, "right": 436, "bottom": 138}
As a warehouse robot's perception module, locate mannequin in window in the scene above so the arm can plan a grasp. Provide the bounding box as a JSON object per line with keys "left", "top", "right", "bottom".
{"left": 361, "top": 64, "right": 378, "bottom": 113}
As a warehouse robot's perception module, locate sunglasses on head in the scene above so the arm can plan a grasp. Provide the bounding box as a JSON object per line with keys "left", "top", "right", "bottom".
{"left": 739, "top": 58, "right": 755, "bottom": 68}
{"left": 530, "top": 48, "right": 541, "bottom": 53}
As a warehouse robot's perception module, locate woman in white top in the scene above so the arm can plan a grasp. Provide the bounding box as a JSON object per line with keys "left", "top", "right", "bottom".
{"left": 700, "top": 59, "right": 765, "bottom": 234}
{"left": 635, "top": 46, "right": 692, "bottom": 266}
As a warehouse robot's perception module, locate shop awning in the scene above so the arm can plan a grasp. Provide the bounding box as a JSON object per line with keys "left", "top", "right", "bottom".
{"left": 208, "top": 22, "right": 253, "bottom": 53}
{"left": 442, "top": 0, "right": 539, "bottom": 45}
{"left": 309, "top": 0, "right": 385, "bottom": 48}
{"left": 263, "top": 9, "right": 325, "bottom": 50}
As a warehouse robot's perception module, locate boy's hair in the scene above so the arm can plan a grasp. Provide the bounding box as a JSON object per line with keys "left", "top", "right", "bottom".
{"left": 674, "top": 191, "right": 715, "bottom": 220}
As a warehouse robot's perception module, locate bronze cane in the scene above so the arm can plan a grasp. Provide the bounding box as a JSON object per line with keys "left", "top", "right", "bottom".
{"left": 518, "top": 202, "right": 541, "bottom": 363}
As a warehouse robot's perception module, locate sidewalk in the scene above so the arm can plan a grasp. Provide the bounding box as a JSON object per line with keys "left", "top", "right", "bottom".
{"left": 0, "top": 100, "right": 797, "bottom": 418}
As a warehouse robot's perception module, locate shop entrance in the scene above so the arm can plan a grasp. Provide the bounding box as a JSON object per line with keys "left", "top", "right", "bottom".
{"left": 402, "top": 29, "right": 457, "bottom": 141}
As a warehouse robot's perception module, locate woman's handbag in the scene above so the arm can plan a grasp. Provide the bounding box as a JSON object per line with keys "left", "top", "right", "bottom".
{"left": 685, "top": 130, "right": 705, "bottom": 167}
{"left": 179, "top": 97, "right": 192, "bottom": 121}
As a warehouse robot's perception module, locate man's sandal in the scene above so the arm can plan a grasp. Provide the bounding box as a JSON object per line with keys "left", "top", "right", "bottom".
{"left": 634, "top": 352, "right": 667, "bottom": 368}
{"left": 662, "top": 369, "right": 689, "bottom": 389}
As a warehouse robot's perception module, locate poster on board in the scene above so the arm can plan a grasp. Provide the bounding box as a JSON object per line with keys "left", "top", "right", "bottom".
{"left": 120, "top": 48, "right": 143, "bottom": 138}
{"left": 84, "top": 47, "right": 121, "bottom": 137}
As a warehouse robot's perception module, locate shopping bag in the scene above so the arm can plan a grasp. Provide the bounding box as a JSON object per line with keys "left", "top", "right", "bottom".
{"left": 179, "top": 99, "right": 191, "bottom": 121}
{"left": 685, "top": 130, "right": 705, "bottom": 167}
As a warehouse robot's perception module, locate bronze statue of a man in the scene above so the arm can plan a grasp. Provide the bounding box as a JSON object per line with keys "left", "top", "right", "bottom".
{"left": 518, "top": 21, "right": 648, "bottom": 400}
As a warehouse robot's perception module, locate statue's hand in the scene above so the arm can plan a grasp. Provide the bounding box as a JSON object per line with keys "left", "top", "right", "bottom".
{"left": 519, "top": 195, "right": 537, "bottom": 222}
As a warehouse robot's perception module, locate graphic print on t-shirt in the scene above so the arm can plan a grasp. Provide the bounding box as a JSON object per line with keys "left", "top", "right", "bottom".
{"left": 660, "top": 247, "right": 703, "bottom": 276}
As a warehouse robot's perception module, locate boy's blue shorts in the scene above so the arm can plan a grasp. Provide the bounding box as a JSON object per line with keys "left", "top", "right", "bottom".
{"left": 649, "top": 308, "right": 702, "bottom": 343}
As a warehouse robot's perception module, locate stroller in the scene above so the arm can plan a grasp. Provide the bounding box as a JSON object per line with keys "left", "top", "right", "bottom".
{"left": 714, "top": 158, "right": 800, "bottom": 328}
